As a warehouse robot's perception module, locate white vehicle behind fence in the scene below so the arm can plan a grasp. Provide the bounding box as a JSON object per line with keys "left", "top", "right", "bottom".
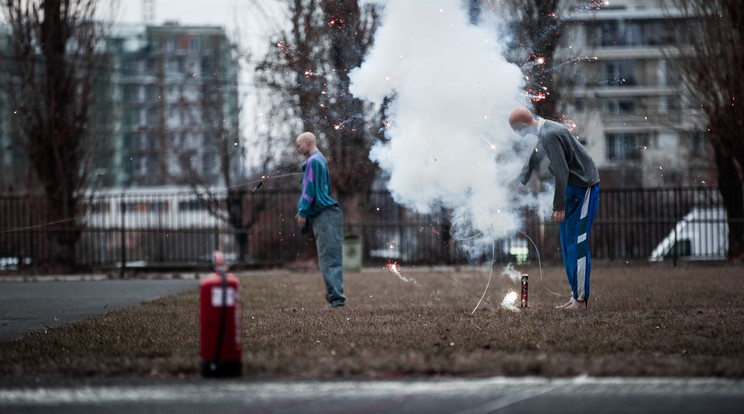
{"left": 83, "top": 187, "right": 225, "bottom": 230}
{"left": 649, "top": 207, "right": 728, "bottom": 262}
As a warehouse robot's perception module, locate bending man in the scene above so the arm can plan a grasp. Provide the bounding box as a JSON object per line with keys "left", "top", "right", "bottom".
{"left": 510, "top": 107, "right": 600, "bottom": 310}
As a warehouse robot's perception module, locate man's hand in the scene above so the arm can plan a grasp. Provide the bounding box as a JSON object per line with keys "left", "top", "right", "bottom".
{"left": 296, "top": 214, "right": 306, "bottom": 226}
{"left": 552, "top": 210, "right": 565, "bottom": 223}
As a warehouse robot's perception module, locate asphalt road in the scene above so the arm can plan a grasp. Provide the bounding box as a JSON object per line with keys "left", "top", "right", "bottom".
{"left": 0, "top": 376, "right": 743, "bottom": 414}
{"left": 0, "top": 277, "right": 199, "bottom": 341}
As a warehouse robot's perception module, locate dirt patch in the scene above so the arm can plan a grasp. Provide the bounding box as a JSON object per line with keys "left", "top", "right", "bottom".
{"left": 1, "top": 263, "right": 743, "bottom": 379}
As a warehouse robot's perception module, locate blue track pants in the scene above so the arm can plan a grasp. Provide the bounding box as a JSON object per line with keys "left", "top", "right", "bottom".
{"left": 559, "top": 183, "right": 600, "bottom": 301}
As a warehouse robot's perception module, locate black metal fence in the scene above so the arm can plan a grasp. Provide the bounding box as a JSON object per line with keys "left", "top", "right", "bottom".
{"left": 0, "top": 186, "right": 732, "bottom": 271}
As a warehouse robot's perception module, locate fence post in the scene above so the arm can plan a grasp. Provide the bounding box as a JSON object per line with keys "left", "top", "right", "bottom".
{"left": 672, "top": 188, "right": 679, "bottom": 267}
{"left": 120, "top": 194, "right": 126, "bottom": 278}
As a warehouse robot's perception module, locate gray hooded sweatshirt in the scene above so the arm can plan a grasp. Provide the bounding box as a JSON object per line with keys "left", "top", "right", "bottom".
{"left": 519, "top": 119, "right": 600, "bottom": 211}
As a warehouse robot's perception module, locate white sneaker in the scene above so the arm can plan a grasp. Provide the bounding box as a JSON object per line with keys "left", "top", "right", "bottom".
{"left": 555, "top": 298, "right": 575, "bottom": 309}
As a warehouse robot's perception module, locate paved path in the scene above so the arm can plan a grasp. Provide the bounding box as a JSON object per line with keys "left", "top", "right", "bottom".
{"left": 0, "top": 376, "right": 742, "bottom": 413}
{"left": 0, "top": 278, "right": 198, "bottom": 341}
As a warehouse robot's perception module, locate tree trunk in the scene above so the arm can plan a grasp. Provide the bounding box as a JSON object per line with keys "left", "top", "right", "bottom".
{"left": 711, "top": 140, "right": 744, "bottom": 260}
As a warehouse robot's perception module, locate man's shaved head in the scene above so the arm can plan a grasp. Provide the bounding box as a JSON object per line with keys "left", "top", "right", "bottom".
{"left": 509, "top": 106, "right": 537, "bottom": 137}
{"left": 296, "top": 132, "right": 318, "bottom": 156}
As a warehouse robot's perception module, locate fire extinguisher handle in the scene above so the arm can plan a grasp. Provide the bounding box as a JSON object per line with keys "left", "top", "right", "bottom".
{"left": 212, "top": 252, "right": 229, "bottom": 366}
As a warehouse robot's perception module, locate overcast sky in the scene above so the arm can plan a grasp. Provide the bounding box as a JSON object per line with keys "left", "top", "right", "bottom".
{"left": 111, "top": 0, "right": 239, "bottom": 27}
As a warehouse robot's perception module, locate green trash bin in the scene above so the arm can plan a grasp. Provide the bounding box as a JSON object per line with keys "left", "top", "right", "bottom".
{"left": 342, "top": 235, "right": 363, "bottom": 272}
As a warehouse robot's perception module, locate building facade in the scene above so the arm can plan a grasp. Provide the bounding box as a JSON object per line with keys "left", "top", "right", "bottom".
{"left": 558, "top": 0, "right": 713, "bottom": 188}
{"left": 0, "top": 22, "right": 241, "bottom": 192}
{"left": 106, "top": 23, "right": 242, "bottom": 188}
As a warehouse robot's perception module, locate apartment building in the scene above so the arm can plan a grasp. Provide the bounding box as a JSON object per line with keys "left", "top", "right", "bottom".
{"left": 0, "top": 22, "right": 241, "bottom": 192}
{"left": 559, "top": 0, "right": 712, "bottom": 188}
{"left": 107, "top": 23, "right": 241, "bottom": 188}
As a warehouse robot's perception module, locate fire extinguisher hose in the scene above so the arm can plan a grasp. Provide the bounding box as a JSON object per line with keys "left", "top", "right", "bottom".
{"left": 212, "top": 267, "right": 228, "bottom": 368}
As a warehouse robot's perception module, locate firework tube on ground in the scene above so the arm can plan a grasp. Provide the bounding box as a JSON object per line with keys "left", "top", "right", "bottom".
{"left": 520, "top": 274, "right": 528, "bottom": 308}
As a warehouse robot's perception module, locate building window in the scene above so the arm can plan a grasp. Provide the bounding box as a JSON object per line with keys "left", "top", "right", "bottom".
{"left": 127, "top": 109, "right": 140, "bottom": 125}
{"left": 623, "top": 21, "right": 642, "bottom": 46}
{"left": 145, "top": 85, "right": 158, "bottom": 102}
{"left": 123, "top": 86, "right": 139, "bottom": 103}
{"left": 665, "top": 64, "right": 681, "bottom": 86}
{"left": 691, "top": 130, "right": 708, "bottom": 156}
{"left": 124, "top": 133, "right": 136, "bottom": 151}
{"left": 146, "top": 110, "right": 159, "bottom": 124}
{"left": 605, "top": 61, "right": 636, "bottom": 86}
{"left": 573, "top": 99, "right": 585, "bottom": 113}
{"left": 595, "top": 21, "right": 620, "bottom": 46}
{"left": 647, "top": 21, "right": 679, "bottom": 45}
{"left": 166, "top": 58, "right": 177, "bottom": 74}
{"left": 203, "top": 153, "right": 215, "bottom": 174}
{"left": 659, "top": 96, "right": 668, "bottom": 114}
{"left": 591, "top": 19, "right": 683, "bottom": 47}
{"left": 146, "top": 156, "right": 160, "bottom": 176}
{"left": 606, "top": 132, "right": 649, "bottom": 162}
{"left": 605, "top": 98, "right": 635, "bottom": 115}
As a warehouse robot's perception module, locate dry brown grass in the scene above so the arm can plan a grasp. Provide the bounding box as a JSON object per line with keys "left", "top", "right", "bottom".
{"left": 1, "top": 263, "right": 743, "bottom": 379}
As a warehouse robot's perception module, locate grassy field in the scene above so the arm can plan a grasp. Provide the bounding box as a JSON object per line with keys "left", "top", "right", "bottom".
{"left": 1, "top": 263, "right": 743, "bottom": 379}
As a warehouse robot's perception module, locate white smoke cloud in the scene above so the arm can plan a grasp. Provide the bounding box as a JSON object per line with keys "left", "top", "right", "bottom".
{"left": 350, "top": 0, "right": 541, "bottom": 257}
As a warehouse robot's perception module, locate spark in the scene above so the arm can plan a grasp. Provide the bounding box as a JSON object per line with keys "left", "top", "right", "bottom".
{"left": 327, "top": 17, "right": 346, "bottom": 28}
{"left": 526, "top": 90, "right": 547, "bottom": 102}
{"left": 559, "top": 116, "right": 577, "bottom": 132}
{"left": 386, "top": 261, "right": 417, "bottom": 284}
{"left": 276, "top": 41, "right": 291, "bottom": 55}
{"left": 588, "top": 0, "right": 610, "bottom": 10}
{"left": 500, "top": 290, "right": 520, "bottom": 312}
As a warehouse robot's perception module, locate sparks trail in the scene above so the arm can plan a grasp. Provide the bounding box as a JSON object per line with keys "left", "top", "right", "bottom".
{"left": 543, "top": 56, "right": 598, "bottom": 72}
{"left": 519, "top": 56, "right": 546, "bottom": 71}
{"left": 332, "top": 114, "right": 365, "bottom": 131}
{"left": 449, "top": 206, "right": 497, "bottom": 314}
{"left": 0, "top": 218, "right": 77, "bottom": 235}
{"left": 448, "top": 208, "right": 564, "bottom": 312}
{"left": 517, "top": 230, "right": 564, "bottom": 298}
{"left": 249, "top": 172, "right": 304, "bottom": 192}
{"left": 386, "top": 261, "right": 418, "bottom": 284}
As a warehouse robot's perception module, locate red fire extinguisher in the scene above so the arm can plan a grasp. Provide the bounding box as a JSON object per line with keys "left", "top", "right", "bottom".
{"left": 200, "top": 251, "right": 242, "bottom": 377}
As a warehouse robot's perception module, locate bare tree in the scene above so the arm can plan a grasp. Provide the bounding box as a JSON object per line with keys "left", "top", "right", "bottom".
{"left": 486, "top": 0, "right": 573, "bottom": 121}
{"left": 253, "top": 0, "right": 383, "bottom": 225}
{"left": 170, "top": 33, "right": 252, "bottom": 262}
{"left": 1, "top": 0, "right": 111, "bottom": 270}
{"left": 672, "top": 0, "right": 744, "bottom": 260}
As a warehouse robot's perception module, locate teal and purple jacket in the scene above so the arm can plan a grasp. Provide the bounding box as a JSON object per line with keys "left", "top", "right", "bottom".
{"left": 297, "top": 151, "right": 338, "bottom": 218}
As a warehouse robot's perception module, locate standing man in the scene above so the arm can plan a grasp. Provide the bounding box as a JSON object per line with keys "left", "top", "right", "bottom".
{"left": 509, "top": 106, "right": 600, "bottom": 310}
{"left": 295, "top": 132, "right": 346, "bottom": 308}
